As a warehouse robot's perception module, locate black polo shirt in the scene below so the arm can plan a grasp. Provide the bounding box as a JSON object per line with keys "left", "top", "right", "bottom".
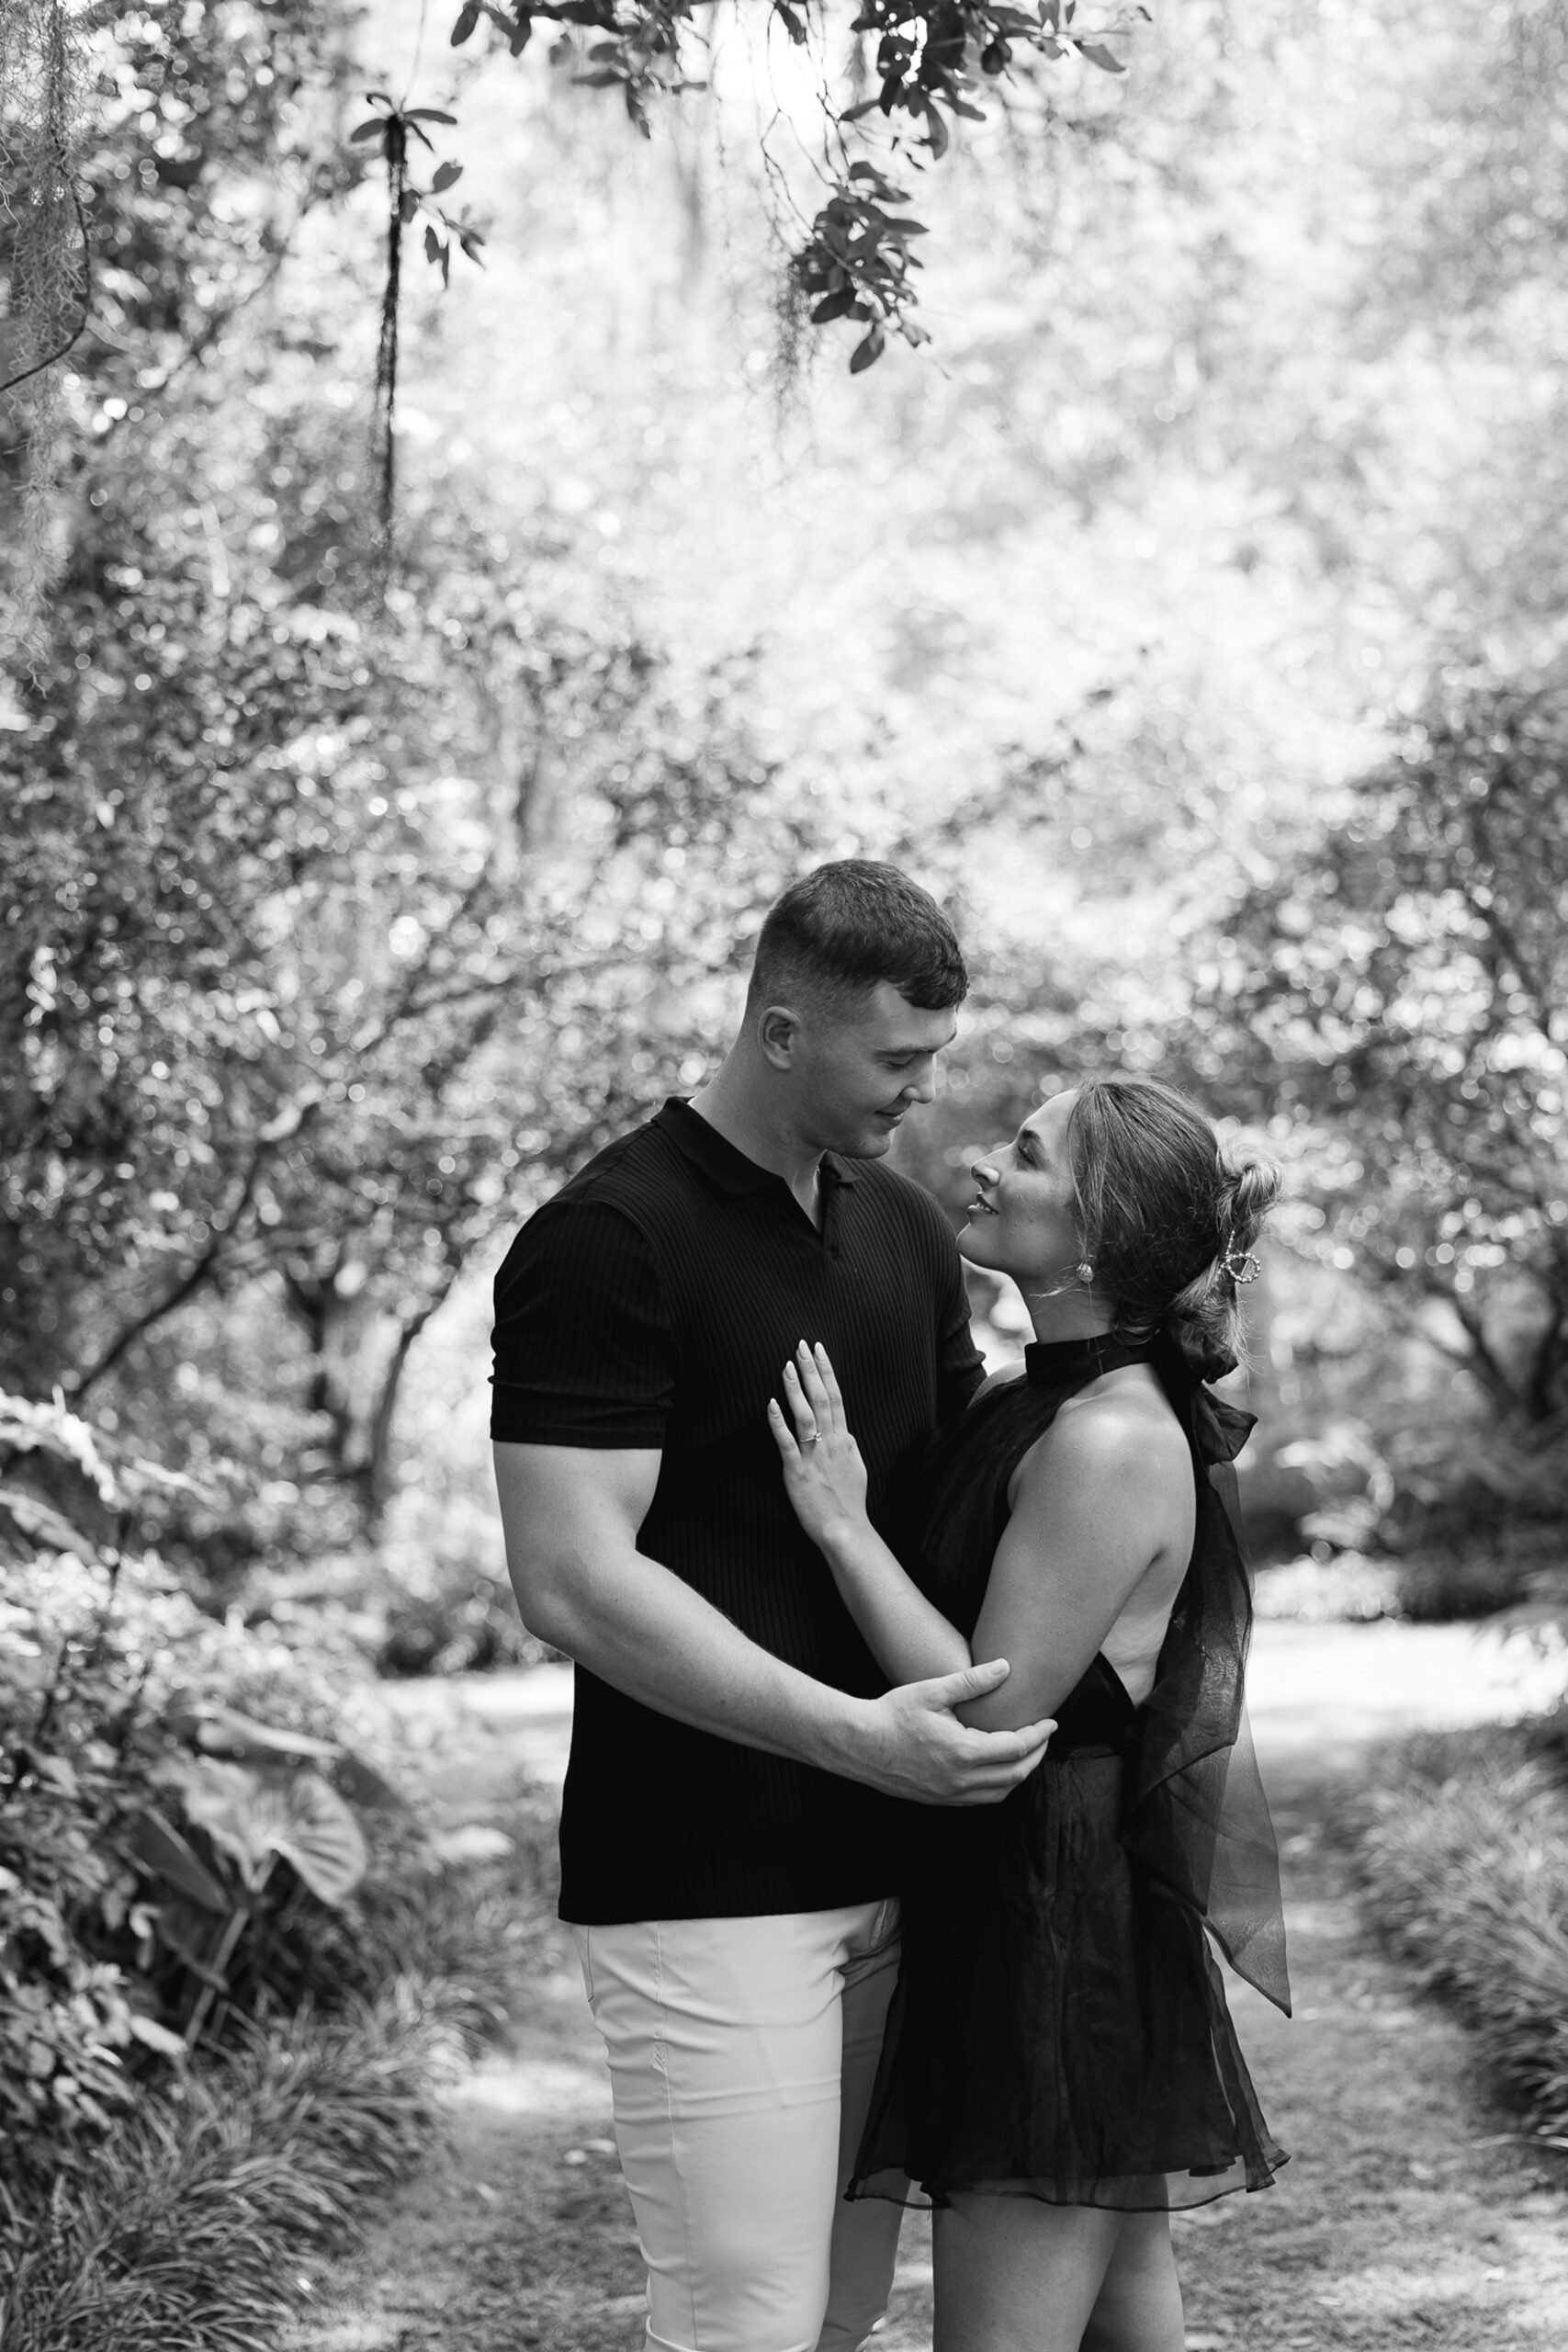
{"left": 490, "top": 1097, "right": 985, "bottom": 1924}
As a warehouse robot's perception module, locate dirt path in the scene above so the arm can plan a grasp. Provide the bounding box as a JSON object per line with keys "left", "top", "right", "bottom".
{"left": 287, "top": 1627, "right": 1568, "bottom": 2352}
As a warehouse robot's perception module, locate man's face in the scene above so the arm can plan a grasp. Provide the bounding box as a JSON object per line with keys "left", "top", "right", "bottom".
{"left": 777, "top": 980, "right": 959, "bottom": 1159}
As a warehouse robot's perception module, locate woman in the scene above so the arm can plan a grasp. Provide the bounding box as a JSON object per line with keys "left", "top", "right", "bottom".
{"left": 767, "top": 1075, "right": 1291, "bottom": 2352}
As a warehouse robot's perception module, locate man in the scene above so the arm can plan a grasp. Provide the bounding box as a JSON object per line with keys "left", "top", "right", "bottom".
{"left": 491, "top": 861, "right": 1054, "bottom": 2352}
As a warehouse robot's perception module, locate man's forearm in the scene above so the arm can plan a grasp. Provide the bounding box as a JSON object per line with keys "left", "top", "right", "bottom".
{"left": 513, "top": 1533, "right": 884, "bottom": 1781}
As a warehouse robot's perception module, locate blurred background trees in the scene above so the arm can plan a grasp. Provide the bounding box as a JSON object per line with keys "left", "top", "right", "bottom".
{"left": 3, "top": 0, "right": 1565, "bottom": 1656}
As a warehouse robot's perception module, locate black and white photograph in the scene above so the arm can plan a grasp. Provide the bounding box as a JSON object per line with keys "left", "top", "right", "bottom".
{"left": 3, "top": 3, "right": 1565, "bottom": 2347}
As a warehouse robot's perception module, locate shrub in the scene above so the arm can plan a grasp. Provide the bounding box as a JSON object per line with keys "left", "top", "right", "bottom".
{"left": 1343, "top": 1719, "right": 1568, "bottom": 2145}
{"left": 0, "top": 1386, "right": 502, "bottom": 2196}
{"left": 0, "top": 1983, "right": 457, "bottom": 2352}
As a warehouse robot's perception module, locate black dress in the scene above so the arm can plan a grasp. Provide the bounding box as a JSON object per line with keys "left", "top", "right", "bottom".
{"left": 850, "top": 1330, "right": 1290, "bottom": 2213}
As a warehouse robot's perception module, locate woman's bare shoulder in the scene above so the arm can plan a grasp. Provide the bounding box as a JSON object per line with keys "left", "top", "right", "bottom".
{"left": 1010, "top": 1380, "right": 1190, "bottom": 1517}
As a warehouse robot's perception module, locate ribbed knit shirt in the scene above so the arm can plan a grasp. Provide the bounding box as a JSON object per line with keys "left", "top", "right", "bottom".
{"left": 490, "top": 1097, "right": 986, "bottom": 1924}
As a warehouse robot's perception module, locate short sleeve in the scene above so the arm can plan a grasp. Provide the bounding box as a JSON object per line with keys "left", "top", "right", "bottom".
{"left": 490, "top": 1198, "right": 676, "bottom": 1447}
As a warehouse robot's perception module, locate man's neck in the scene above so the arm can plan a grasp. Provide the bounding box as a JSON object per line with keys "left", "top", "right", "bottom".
{"left": 686, "top": 1058, "right": 824, "bottom": 1222}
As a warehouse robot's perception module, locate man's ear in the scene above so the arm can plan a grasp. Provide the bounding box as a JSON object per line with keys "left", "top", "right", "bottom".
{"left": 757, "top": 1002, "right": 803, "bottom": 1071}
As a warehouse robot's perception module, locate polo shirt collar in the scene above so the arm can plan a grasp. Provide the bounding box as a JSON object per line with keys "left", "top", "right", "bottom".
{"left": 658, "top": 1098, "right": 862, "bottom": 1194}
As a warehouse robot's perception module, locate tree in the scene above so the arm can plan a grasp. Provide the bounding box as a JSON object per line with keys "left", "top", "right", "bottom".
{"left": 2, "top": 0, "right": 1138, "bottom": 598}
{"left": 0, "top": 435, "right": 818, "bottom": 1519}
{"left": 1213, "top": 682, "right": 1568, "bottom": 1433}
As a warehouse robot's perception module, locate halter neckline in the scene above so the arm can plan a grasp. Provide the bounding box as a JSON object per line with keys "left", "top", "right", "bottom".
{"left": 1023, "top": 1332, "right": 1161, "bottom": 1387}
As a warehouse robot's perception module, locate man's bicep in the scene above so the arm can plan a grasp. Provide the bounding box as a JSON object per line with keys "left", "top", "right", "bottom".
{"left": 492, "top": 1441, "right": 662, "bottom": 1559}
{"left": 492, "top": 1442, "right": 663, "bottom": 1651}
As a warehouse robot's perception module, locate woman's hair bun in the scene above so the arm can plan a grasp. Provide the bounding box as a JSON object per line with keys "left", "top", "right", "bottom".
{"left": 1223, "top": 1154, "right": 1284, "bottom": 1252}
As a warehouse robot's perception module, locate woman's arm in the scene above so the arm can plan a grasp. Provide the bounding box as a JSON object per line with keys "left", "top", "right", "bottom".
{"left": 956, "top": 1398, "right": 1192, "bottom": 1732}
{"left": 770, "top": 1344, "right": 973, "bottom": 1685}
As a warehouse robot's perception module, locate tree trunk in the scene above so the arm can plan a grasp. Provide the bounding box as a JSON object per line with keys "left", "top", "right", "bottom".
{"left": 279, "top": 1259, "right": 455, "bottom": 1527}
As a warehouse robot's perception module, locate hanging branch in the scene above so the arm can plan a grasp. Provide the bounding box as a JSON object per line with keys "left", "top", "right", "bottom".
{"left": 354, "top": 90, "right": 483, "bottom": 561}
{"left": 370, "top": 103, "right": 408, "bottom": 548}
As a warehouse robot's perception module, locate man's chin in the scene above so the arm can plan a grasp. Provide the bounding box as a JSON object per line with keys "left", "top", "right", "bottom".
{"left": 824, "top": 1122, "right": 897, "bottom": 1160}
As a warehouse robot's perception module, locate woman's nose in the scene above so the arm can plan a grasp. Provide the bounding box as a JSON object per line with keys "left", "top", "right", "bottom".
{"left": 971, "top": 1154, "right": 1001, "bottom": 1186}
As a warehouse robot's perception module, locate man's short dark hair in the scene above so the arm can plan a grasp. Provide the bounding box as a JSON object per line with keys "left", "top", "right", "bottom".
{"left": 745, "top": 860, "right": 968, "bottom": 1017}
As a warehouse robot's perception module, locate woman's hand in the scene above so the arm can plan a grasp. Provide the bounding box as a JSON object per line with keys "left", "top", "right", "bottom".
{"left": 768, "top": 1341, "right": 870, "bottom": 1553}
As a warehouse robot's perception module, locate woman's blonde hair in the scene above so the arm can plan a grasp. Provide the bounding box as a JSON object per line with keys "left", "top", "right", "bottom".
{"left": 1066, "top": 1076, "right": 1281, "bottom": 1380}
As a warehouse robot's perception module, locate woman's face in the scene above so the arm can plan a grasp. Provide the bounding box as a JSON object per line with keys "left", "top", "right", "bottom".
{"left": 958, "top": 1090, "right": 1086, "bottom": 1285}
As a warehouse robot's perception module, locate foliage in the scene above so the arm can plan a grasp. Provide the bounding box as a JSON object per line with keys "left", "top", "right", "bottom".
{"left": 0, "top": 1385, "right": 457, "bottom": 2195}
{"left": 1, "top": 0, "right": 360, "bottom": 632}
{"left": 0, "top": 1984, "right": 455, "bottom": 2352}
{"left": 446, "top": 0, "right": 1134, "bottom": 367}
{"left": 1214, "top": 682, "right": 1568, "bottom": 1432}
{"left": 1343, "top": 1719, "right": 1568, "bottom": 2150}
{"left": 2, "top": 356, "right": 817, "bottom": 1524}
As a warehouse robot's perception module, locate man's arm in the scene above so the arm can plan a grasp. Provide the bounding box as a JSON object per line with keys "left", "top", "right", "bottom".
{"left": 493, "top": 1440, "right": 1054, "bottom": 1807}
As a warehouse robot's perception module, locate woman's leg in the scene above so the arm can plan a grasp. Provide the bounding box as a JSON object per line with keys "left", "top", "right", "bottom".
{"left": 817, "top": 1900, "right": 907, "bottom": 2352}
{"left": 1078, "top": 2214, "right": 1183, "bottom": 2352}
{"left": 932, "top": 2197, "right": 1183, "bottom": 2352}
{"left": 933, "top": 2196, "right": 1120, "bottom": 2352}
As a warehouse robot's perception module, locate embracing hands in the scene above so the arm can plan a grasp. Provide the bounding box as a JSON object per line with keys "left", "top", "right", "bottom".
{"left": 768, "top": 1341, "right": 870, "bottom": 1553}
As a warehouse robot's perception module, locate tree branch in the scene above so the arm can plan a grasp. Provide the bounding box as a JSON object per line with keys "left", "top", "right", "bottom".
{"left": 68, "top": 1093, "right": 321, "bottom": 1396}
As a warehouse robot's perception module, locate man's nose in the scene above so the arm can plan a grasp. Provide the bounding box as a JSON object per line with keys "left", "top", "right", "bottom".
{"left": 902, "top": 1062, "right": 938, "bottom": 1105}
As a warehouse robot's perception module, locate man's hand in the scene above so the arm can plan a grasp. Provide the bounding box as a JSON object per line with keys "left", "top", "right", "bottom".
{"left": 851, "top": 1657, "right": 1055, "bottom": 1805}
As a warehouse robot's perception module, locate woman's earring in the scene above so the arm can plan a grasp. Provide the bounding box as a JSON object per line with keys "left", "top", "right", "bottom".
{"left": 1077, "top": 1262, "right": 1095, "bottom": 1286}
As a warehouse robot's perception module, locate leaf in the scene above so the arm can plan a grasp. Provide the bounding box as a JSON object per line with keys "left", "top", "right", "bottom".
{"left": 451, "top": 0, "right": 482, "bottom": 40}
{"left": 350, "top": 119, "right": 387, "bottom": 143}
{"left": 399, "top": 187, "right": 420, "bottom": 222}
{"left": 405, "top": 108, "right": 457, "bottom": 123}
{"left": 166, "top": 1759, "right": 366, "bottom": 1903}
{"left": 810, "top": 288, "right": 855, "bottom": 324}
{"left": 424, "top": 224, "right": 442, "bottom": 263}
{"left": 1076, "top": 40, "right": 1125, "bottom": 72}
{"left": 127, "top": 2014, "right": 187, "bottom": 2059}
{"left": 271, "top": 1773, "right": 368, "bottom": 1906}
{"left": 192, "top": 1707, "right": 340, "bottom": 1762}
{"left": 163, "top": 1758, "right": 276, "bottom": 1890}
{"left": 431, "top": 160, "right": 463, "bottom": 192}
{"left": 849, "top": 324, "right": 886, "bottom": 374}
{"left": 330, "top": 1750, "right": 411, "bottom": 1814}
{"left": 0, "top": 1487, "right": 94, "bottom": 1553}
{"left": 152, "top": 1889, "right": 231, "bottom": 1975}
{"left": 22, "top": 1749, "right": 78, "bottom": 1797}
{"left": 122, "top": 1806, "right": 231, "bottom": 1914}
{"left": 773, "top": 0, "right": 808, "bottom": 42}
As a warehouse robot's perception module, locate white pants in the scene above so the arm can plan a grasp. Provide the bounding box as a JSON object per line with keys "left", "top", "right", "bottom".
{"left": 571, "top": 1898, "right": 907, "bottom": 2352}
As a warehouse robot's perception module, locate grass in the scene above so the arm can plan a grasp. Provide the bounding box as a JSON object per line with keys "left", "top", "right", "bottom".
{"left": 0, "top": 1789, "right": 559, "bottom": 2352}
{"left": 0, "top": 1983, "right": 464, "bottom": 2352}
{"left": 1341, "top": 1713, "right": 1568, "bottom": 2148}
